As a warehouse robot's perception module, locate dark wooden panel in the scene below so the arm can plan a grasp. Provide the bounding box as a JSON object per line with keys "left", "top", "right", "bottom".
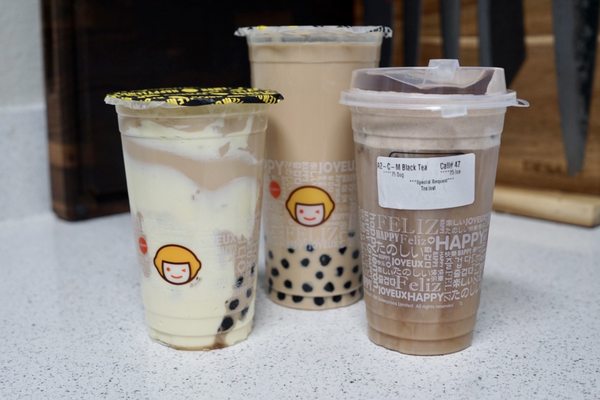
{"left": 43, "top": 0, "right": 355, "bottom": 220}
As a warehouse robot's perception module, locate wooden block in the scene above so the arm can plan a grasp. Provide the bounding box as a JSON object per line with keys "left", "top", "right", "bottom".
{"left": 419, "top": 18, "right": 600, "bottom": 195}
{"left": 493, "top": 185, "right": 600, "bottom": 227}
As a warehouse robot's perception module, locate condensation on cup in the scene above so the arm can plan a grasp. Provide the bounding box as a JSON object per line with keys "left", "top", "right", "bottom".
{"left": 341, "top": 60, "right": 528, "bottom": 355}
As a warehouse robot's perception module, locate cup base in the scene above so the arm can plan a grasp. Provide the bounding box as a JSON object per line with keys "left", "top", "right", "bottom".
{"left": 147, "top": 323, "right": 252, "bottom": 351}
{"left": 367, "top": 326, "right": 473, "bottom": 355}
{"left": 267, "top": 287, "right": 363, "bottom": 310}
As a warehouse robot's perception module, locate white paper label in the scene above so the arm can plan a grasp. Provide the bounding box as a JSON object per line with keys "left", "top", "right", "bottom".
{"left": 376, "top": 153, "right": 475, "bottom": 210}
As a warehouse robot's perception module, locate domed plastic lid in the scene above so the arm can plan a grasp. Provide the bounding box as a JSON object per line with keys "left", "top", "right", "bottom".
{"left": 105, "top": 87, "right": 283, "bottom": 110}
{"left": 235, "top": 25, "right": 392, "bottom": 43}
{"left": 340, "top": 59, "right": 528, "bottom": 117}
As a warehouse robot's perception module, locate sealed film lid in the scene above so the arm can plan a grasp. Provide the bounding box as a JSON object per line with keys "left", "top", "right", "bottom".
{"left": 235, "top": 25, "right": 392, "bottom": 43}
{"left": 340, "top": 59, "right": 529, "bottom": 117}
{"left": 104, "top": 87, "right": 283, "bottom": 109}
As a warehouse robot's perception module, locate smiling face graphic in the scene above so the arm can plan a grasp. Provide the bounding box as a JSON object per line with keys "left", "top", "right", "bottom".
{"left": 153, "top": 245, "right": 201, "bottom": 285}
{"left": 286, "top": 186, "right": 335, "bottom": 227}
{"left": 296, "top": 203, "right": 325, "bottom": 226}
{"left": 162, "top": 262, "right": 191, "bottom": 284}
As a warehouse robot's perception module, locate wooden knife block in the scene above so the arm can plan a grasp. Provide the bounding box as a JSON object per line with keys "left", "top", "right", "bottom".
{"left": 414, "top": 0, "right": 599, "bottom": 226}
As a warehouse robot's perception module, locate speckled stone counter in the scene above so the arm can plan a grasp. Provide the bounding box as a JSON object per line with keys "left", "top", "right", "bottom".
{"left": 1, "top": 212, "right": 599, "bottom": 399}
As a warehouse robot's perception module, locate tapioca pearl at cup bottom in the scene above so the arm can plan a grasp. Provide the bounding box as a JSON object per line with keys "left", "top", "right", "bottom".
{"left": 241, "top": 307, "right": 249, "bottom": 318}
{"left": 218, "top": 316, "right": 234, "bottom": 332}
{"left": 246, "top": 288, "right": 253, "bottom": 298}
{"left": 235, "top": 276, "right": 244, "bottom": 287}
{"left": 315, "top": 271, "right": 324, "bottom": 279}
{"left": 228, "top": 299, "right": 240, "bottom": 310}
{"left": 300, "top": 258, "right": 310, "bottom": 267}
{"left": 288, "top": 248, "right": 295, "bottom": 254}
{"left": 302, "top": 283, "right": 313, "bottom": 293}
{"left": 314, "top": 297, "right": 325, "bottom": 306}
{"left": 352, "top": 265, "right": 359, "bottom": 274}
{"left": 339, "top": 246, "right": 347, "bottom": 255}
{"left": 268, "top": 250, "right": 273, "bottom": 259}
{"left": 281, "top": 259, "right": 290, "bottom": 269}
{"left": 319, "top": 254, "right": 332, "bottom": 266}
{"left": 332, "top": 295, "right": 342, "bottom": 303}
{"left": 284, "top": 280, "right": 293, "bottom": 289}
{"left": 271, "top": 267, "right": 279, "bottom": 277}
{"left": 324, "top": 282, "right": 335, "bottom": 292}
{"left": 292, "top": 295, "right": 303, "bottom": 303}
{"left": 336, "top": 267, "right": 344, "bottom": 277}
{"left": 277, "top": 292, "right": 286, "bottom": 301}
{"left": 352, "top": 249, "right": 360, "bottom": 259}
{"left": 306, "top": 244, "right": 314, "bottom": 252}
{"left": 343, "top": 281, "right": 352, "bottom": 289}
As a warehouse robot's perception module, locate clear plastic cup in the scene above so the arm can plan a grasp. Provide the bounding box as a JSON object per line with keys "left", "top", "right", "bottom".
{"left": 236, "top": 26, "right": 391, "bottom": 310}
{"left": 105, "top": 87, "right": 282, "bottom": 349}
{"left": 341, "top": 60, "right": 528, "bottom": 355}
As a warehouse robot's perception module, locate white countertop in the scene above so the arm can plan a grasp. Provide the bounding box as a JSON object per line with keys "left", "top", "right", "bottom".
{"left": 1, "top": 212, "right": 599, "bottom": 399}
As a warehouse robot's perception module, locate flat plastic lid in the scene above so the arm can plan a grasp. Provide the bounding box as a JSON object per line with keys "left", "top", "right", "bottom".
{"left": 104, "top": 87, "right": 283, "bottom": 109}
{"left": 234, "top": 25, "right": 392, "bottom": 43}
{"left": 340, "top": 59, "right": 528, "bottom": 117}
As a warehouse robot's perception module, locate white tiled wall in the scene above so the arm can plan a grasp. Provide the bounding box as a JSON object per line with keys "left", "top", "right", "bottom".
{"left": 0, "top": 0, "right": 50, "bottom": 221}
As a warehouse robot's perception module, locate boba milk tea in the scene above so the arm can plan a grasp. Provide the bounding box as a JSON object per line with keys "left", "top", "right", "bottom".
{"left": 236, "top": 26, "right": 391, "bottom": 309}
{"left": 341, "top": 60, "right": 527, "bottom": 354}
{"left": 105, "top": 87, "right": 282, "bottom": 349}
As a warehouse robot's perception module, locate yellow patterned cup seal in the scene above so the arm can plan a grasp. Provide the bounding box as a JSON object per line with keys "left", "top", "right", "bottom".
{"left": 105, "top": 87, "right": 283, "bottom": 108}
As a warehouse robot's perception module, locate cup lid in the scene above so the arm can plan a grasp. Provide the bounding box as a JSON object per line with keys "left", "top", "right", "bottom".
{"left": 234, "top": 25, "right": 392, "bottom": 43}
{"left": 104, "top": 87, "right": 283, "bottom": 109}
{"left": 340, "top": 59, "right": 528, "bottom": 117}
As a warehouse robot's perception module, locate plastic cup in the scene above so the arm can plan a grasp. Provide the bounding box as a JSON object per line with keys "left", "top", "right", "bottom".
{"left": 105, "top": 87, "right": 282, "bottom": 349}
{"left": 341, "top": 60, "right": 528, "bottom": 355}
{"left": 236, "top": 26, "right": 391, "bottom": 310}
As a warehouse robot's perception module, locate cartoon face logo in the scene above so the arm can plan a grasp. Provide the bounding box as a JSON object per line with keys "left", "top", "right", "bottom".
{"left": 286, "top": 186, "right": 335, "bottom": 227}
{"left": 153, "top": 245, "right": 201, "bottom": 285}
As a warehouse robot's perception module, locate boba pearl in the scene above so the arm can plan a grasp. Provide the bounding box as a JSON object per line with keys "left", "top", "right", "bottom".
{"left": 218, "top": 316, "right": 234, "bottom": 332}
{"left": 228, "top": 299, "right": 239, "bottom": 310}
{"left": 319, "top": 254, "right": 332, "bottom": 266}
